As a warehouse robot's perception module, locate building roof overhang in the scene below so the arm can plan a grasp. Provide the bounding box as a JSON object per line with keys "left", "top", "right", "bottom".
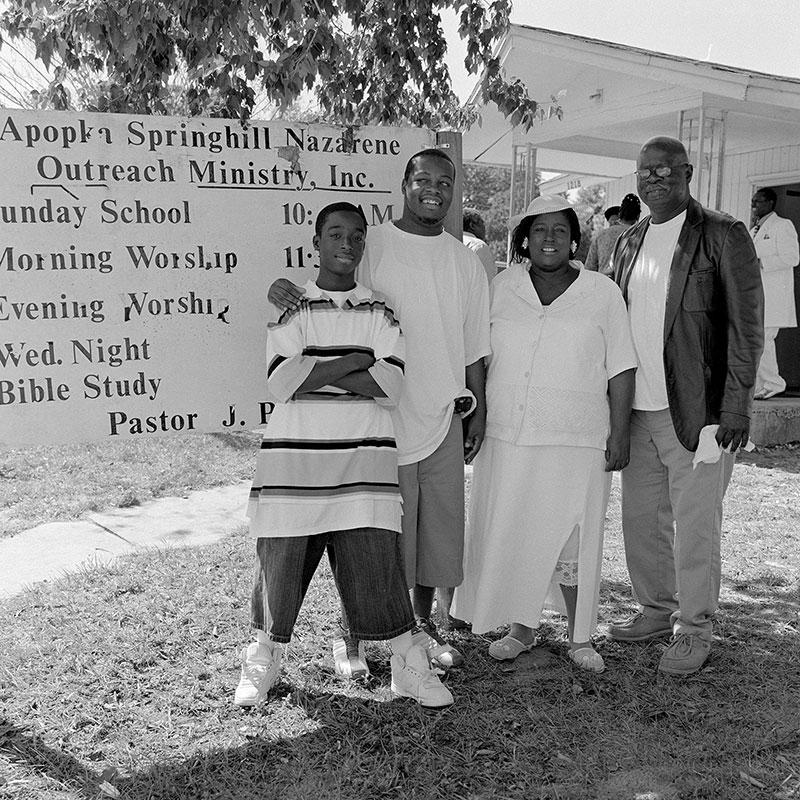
{"left": 464, "top": 25, "right": 800, "bottom": 181}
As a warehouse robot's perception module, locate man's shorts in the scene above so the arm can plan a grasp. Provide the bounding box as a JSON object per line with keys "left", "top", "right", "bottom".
{"left": 398, "top": 416, "right": 465, "bottom": 588}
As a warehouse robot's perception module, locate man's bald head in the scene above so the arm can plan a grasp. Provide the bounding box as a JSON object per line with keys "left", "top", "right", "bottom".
{"left": 640, "top": 136, "right": 689, "bottom": 162}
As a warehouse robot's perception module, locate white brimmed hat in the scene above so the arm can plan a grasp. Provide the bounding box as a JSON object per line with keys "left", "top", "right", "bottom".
{"left": 507, "top": 194, "right": 574, "bottom": 231}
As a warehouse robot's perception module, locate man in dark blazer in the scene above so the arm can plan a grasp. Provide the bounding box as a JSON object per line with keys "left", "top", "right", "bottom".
{"left": 607, "top": 136, "right": 763, "bottom": 675}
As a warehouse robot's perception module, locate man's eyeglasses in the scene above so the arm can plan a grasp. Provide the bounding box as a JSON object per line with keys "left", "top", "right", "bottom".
{"left": 635, "top": 163, "right": 689, "bottom": 180}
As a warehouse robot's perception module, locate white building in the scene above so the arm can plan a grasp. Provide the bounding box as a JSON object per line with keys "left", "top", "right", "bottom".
{"left": 464, "top": 24, "right": 800, "bottom": 389}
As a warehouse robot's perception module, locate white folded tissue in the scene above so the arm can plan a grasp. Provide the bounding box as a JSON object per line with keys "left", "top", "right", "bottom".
{"left": 692, "top": 424, "right": 755, "bottom": 468}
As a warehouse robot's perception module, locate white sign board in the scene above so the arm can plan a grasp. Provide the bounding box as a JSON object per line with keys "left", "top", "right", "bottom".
{"left": 0, "top": 110, "right": 434, "bottom": 445}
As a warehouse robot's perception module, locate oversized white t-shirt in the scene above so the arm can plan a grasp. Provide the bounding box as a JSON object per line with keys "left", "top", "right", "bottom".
{"left": 627, "top": 211, "right": 686, "bottom": 411}
{"left": 359, "top": 223, "right": 491, "bottom": 465}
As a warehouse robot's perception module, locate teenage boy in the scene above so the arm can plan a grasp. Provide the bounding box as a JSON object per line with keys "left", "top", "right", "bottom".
{"left": 235, "top": 202, "right": 452, "bottom": 708}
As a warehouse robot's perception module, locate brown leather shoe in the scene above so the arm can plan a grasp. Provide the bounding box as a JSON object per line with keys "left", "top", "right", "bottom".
{"left": 658, "top": 634, "right": 711, "bottom": 675}
{"left": 608, "top": 612, "right": 672, "bottom": 642}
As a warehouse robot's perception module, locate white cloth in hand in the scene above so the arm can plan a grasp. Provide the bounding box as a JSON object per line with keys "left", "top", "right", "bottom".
{"left": 692, "top": 424, "right": 755, "bottom": 468}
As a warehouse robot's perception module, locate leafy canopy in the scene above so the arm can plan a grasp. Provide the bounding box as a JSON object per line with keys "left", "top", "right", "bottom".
{"left": 463, "top": 162, "right": 523, "bottom": 260}
{"left": 0, "top": 0, "right": 545, "bottom": 129}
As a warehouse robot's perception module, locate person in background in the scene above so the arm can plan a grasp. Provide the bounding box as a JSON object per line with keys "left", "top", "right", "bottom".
{"left": 235, "top": 202, "right": 452, "bottom": 709}
{"left": 585, "top": 195, "right": 641, "bottom": 274}
{"left": 268, "top": 149, "right": 490, "bottom": 675}
{"left": 463, "top": 208, "right": 497, "bottom": 282}
{"left": 453, "top": 195, "right": 636, "bottom": 673}
{"left": 572, "top": 215, "right": 594, "bottom": 266}
{"left": 604, "top": 205, "right": 621, "bottom": 226}
{"left": 607, "top": 136, "right": 763, "bottom": 675}
{"left": 750, "top": 187, "right": 799, "bottom": 399}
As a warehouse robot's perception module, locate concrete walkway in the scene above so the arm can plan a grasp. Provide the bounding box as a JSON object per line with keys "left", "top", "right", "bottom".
{"left": 0, "top": 480, "right": 251, "bottom": 600}
{"left": 0, "top": 465, "right": 478, "bottom": 601}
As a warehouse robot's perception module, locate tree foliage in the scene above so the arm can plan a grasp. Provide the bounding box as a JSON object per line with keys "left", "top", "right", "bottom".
{"left": 464, "top": 162, "right": 514, "bottom": 260}
{"left": 572, "top": 183, "right": 607, "bottom": 224}
{"left": 0, "top": 0, "right": 549, "bottom": 129}
{"left": 570, "top": 183, "right": 607, "bottom": 264}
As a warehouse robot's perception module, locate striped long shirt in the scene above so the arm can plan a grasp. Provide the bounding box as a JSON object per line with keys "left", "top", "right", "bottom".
{"left": 248, "top": 281, "right": 405, "bottom": 537}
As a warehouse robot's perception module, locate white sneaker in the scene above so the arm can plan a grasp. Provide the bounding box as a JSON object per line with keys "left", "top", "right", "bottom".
{"left": 332, "top": 634, "right": 370, "bottom": 678}
{"left": 391, "top": 644, "right": 454, "bottom": 708}
{"left": 234, "top": 641, "right": 282, "bottom": 707}
{"left": 411, "top": 618, "right": 464, "bottom": 668}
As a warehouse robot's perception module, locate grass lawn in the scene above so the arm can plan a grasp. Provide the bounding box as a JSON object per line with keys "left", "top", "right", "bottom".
{"left": 1, "top": 441, "right": 799, "bottom": 799}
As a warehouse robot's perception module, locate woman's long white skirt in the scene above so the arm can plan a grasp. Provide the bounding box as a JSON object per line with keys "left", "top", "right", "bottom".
{"left": 452, "top": 436, "right": 611, "bottom": 642}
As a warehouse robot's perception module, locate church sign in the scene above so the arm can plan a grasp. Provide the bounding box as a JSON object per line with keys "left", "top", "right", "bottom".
{"left": 0, "top": 111, "right": 433, "bottom": 445}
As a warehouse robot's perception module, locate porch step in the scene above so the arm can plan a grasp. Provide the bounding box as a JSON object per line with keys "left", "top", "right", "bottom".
{"left": 750, "top": 396, "right": 800, "bottom": 446}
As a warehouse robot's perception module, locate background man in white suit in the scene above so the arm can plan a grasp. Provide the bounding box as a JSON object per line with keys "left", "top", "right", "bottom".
{"left": 750, "top": 187, "right": 799, "bottom": 399}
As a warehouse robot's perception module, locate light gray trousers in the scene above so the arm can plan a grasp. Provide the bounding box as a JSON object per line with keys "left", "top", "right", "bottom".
{"left": 621, "top": 409, "right": 734, "bottom": 640}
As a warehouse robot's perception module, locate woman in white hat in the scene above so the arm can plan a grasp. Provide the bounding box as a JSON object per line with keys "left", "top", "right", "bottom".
{"left": 452, "top": 195, "right": 636, "bottom": 671}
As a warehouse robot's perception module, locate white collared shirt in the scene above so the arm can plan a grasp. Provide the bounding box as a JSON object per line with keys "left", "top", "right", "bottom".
{"left": 484, "top": 265, "right": 636, "bottom": 450}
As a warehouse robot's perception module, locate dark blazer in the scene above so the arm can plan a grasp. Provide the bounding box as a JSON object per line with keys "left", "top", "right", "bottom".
{"left": 610, "top": 197, "right": 764, "bottom": 451}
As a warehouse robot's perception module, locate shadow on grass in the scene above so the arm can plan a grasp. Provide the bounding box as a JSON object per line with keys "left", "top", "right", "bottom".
{"left": 739, "top": 444, "right": 800, "bottom": 474}
{"left": 2, "top": 552, "right": 798, "bottom": 800}
{"left": 0, "top": 719, "right": 101, "bottom": 798}
{"left": 601, "top": 574, "right": 799, "bottom": 631}
{"left": 113, "top": 689, "right": 478, "bottom": 800}
{"left": 1, "top": 687, "right": 493, "bottom": 800}
{"left": 718, "top": 572, "right": 800, "bottom": 647}
{"left": 4, "top": 634, "right": 799, "bottom": 800}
